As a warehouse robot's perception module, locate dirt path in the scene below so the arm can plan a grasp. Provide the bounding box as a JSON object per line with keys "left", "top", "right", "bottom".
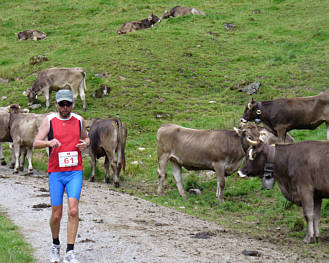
{"left": 0, "top": 166, "right": 314, "bottom": 263}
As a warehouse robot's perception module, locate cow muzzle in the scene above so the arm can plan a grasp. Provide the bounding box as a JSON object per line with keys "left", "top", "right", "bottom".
{"left": 262, "top": 163, "right": 275, "bottom": 189}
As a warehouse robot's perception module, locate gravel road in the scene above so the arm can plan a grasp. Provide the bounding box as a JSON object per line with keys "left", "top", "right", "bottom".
{"left": 0, "top": 166, "right": 315, "bottom": 263}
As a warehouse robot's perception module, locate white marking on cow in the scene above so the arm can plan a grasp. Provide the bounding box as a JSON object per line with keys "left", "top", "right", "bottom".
{"left": 248, "top": 148, "right": 254, "bottom": 160}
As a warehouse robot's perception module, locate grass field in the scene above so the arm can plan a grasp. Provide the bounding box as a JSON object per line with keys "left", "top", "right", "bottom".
{"left": 1, "top": 0, "right": 329, "bottom": 261}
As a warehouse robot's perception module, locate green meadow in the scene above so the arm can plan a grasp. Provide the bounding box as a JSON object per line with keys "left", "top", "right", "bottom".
{"left": 1, "top": 0, "right": 329, "bottom": 261}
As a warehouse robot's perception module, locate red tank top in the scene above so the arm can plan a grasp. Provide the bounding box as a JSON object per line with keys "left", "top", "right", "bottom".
{"left": 47, "top": 113, "right": 83, "bottom": 173}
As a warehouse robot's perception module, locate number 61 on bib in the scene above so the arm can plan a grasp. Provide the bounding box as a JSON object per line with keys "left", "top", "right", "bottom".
{"left": 58, "top": 151, "right": 78, "bottom": 167}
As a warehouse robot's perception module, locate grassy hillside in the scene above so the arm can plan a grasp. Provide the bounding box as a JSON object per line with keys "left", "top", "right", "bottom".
{"left": 1, "top": 0, "right": 329, "bottom": 260}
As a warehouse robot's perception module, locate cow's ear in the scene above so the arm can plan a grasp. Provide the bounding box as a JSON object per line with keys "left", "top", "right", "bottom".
{"left": 251, "top": 97, "right": 255, "bottom": 103}
{"left": 233, "top": 127, "right": 242, "bottom": 136}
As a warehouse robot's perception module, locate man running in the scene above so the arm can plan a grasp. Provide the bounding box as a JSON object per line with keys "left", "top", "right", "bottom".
{"left": 33, "top": 89, "right": 90, "bottom": 263}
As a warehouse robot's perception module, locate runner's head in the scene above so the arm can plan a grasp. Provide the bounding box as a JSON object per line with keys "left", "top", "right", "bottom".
{"left": 55, "top": 90, "right": 73, "bottom": 118}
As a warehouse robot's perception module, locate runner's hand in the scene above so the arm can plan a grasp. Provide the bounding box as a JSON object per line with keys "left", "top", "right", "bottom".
{"left": 76, "top": 139, "right": 88, "bottom": 151}
{"left": 49, "top": 139, "right": 61, "bottom": 148}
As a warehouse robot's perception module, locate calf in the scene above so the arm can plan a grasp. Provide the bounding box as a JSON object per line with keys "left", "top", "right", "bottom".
{"left": 162, "top": 6, "right": 205, "bottom": 19}
{"left": 238, "top": 138, "right": 329, "bottom": 243}
{"left": 117, "top": 14, "right": 160, "bottom": 34}
{"left": 88, "top": 118, "right": 127, "bottom": 187}
{"left": 17, "top": 30, "right": 47, "bottom": 41}
{"left": 157, "top": 123, "right": 286, "bottom": 202}
{"left": 9, "top": 105, "right": 45, "bottom": 174}
{"left": 241, "top": 91, "right": 329, "bottom": 143}
{"left": 24, "top": 67, "right": 87, "bottom": 110}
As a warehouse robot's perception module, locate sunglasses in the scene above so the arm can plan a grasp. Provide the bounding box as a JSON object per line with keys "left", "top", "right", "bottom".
{"left": 58, "top": 101, "right": 73, "bottom": 107}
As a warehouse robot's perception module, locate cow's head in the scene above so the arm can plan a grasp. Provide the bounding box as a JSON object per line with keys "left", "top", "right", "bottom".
{"left": 23, "top": 88, "right": 37, "bottom": 105}
{"left": 234, "top": 122, "right": 277, "bottom": 152}
{"left": 161, "top": 10, "right": 170, "bottom": 19}
{"left": 241, "top": 98, "right": 262, "bottom": 124}
{"left": 149, "top": 13, "right": 161, "bottom": 24}
{"left": 238, "top": 139, "right": 275, "bottom": 189}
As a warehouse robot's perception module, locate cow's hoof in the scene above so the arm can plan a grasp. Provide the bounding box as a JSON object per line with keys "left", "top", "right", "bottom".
{"left": 13, "top": 170, "right": 18, "bottom": 174}
{"left": 105, "top": 177, "right": 110, "bottom": 184}
{"left": 303, "top": 236, "right": 315, "bottom": 243}
{"left": 27, "top": 170, "right": 33, "bottom": 175}
{"left": 89, "top": 177, "right": 95, "bottom": 182}
{"left": 9, "top": 164, "right": 15, "bottom": 169}
{"left": 19, "top": 167, "right": 24, "bottom": 172}
{"left": 1, "top": 159, "right": 6, "bottom": 166}
{"left": 114, "top": 182, "right": 120, "bottom": 188}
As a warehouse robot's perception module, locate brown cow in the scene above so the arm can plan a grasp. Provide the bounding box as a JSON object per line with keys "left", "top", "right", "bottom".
{"left": 9, "top": 105, "right": 46, "bottom": 174}
{"left": 162, "top": 6, "right": 205, "bottom": 19}
{"left": 24, "top": 67, "right": 87, "bottom": 110}
{"left": 16, "top": 30, "right": 47, "bottom": 41}
{"left": 0, "top": 106, "right": 28, "bottom": 168}
{"left": 157, "top": 123, "right": 287, "bottom": 202}
{"left": 241, "top": 90, "right": 329, "bottom": 143}
{"left": 117, "top": 14, "right": 160, "bottom": 34}
{"left": 88, "top": 117, "right": 127, "bottom": 187}
{"left": 238, "top": 139, "right": 329, "bottom": 243}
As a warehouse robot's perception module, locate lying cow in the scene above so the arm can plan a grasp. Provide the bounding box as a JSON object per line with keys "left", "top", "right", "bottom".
{"left": 0, "top": 106, "right": 28, "bottom": 168}
{"left": 241, "top": 91, "right": 329, "bottom": 143}
{"left": 24, "top": 67, "right": 87, "bottom": 110}
{"left": 9, "top": 104, "right": 45, "bottom": 174}
{"left": 238, "top": 138, "right": 329, "bottom": 243}
{"left": 156, "top": 123, "right": 287, "bottom": 202}
{"left": 162, "top": 6, "right": 205, "bottom": 19}
{"left": 117, "top": 14, "right": 160, "bottom": 34}
{"left": 88, "top": 117, "right": 127, "bottom": 187}
{"left": 16, "top": 30, "right": 47, "bottom": 41}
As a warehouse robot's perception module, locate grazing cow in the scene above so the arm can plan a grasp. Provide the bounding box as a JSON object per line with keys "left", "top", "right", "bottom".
{"left": 238, "top": 139, "right": 329, "bottom": 243}
{"left": 156, "top": 123, "right": 286, "bottom": 202}
{"left": 9, "top": 105, "right": 45, "bottom": 174}
{"left": 24, "top": 67, "right": 87, "bottom": 110}
{"left": 161, "top": 6, "right": 205, "bottom": 19}
{"left": 88, "top": 118, "right": 127, "bottom": 187}
{"left": 241, "top": 90, "right": 329, "bottom": 143}
{"left": 16, "top": 30, "right": 47, "bottom": 41}
{"left": 117, "top": 14, "right": 160, "bottom": 35}
{"left": 0, "top": 106, "right": 28, "bottom": 168}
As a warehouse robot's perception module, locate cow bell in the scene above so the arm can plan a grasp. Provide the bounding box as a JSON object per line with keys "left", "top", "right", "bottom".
{"left": 254, "top": 118, "right": 261, "bottom": 124}
{"left": 262, "top": 162, "right": 275, "bottom": 190}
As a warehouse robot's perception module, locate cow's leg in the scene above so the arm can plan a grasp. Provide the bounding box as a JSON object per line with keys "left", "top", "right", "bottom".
{"left": 19, "top": 146, "right": 27, "bottom": 171}
{"left": 71, "top": 85, "right": 79, "bottom": 109}
{"left": 314, "top": 198, "right": 322, "bottom": 242}
{"left": 44, "top": 88, "right": 50, "bottom": 110}
{"left": 157, "top": 153, "right": 169, "bottom": 196}
{"left": 326, "top": 122, "right": 329, "bottom": 140}
{"left": 104, "top": 155, "right": 111, "bottom": 184}
{"left": 13, "top": 143, "right": 20, "bottom": 174}
{"left": 26, "top": 147, "right": 33, "bottom": 174}
{"left": 277, "top": 128, "right": 287, "bottom": 143}
{"left": 0, "top": 143, "right": 6, "bottom": 166}
{"left": 301, "top": 193, "right": 315, "bottom": 243}
{"left": 78, "top": 82, "right": 86, "bottom": 111}
{"left": 109, "top": 150, "right": 120, "bottom": 187}
{"left": 213, "top": 163, "right": 225, "bottom": 202}
{"left": 9, "top": 143, "right": 15, "bottom": 169}
{"left": 170, "top": 161, "right": 186, "bottom": 199}
{"left": 89, "top": 152, "right": 97, "bottom": 182}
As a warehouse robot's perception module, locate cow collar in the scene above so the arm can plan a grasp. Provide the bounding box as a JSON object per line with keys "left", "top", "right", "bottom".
{"left": 263, "top": 144, "right": 275, "bottom": 189}
{"left": 254, "top": 102, "right": 262, "bottom": 124}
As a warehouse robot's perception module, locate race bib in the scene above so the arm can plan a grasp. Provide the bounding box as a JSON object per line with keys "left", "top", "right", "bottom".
{"left": 58, "top": 151, "right": 78, "bottom": 167}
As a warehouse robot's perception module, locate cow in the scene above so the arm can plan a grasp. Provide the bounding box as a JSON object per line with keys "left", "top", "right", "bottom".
{"left": 156, "top": 123, "right": 289, "bottom": 202}
{"left": 0, "top": 106, "right": 28, "bottom": 168}
{"left": 9, "top": 104, "right": 46, "bottom": 174}
{"left": 161, "top": 6, "right": 205, "bottom": 19}
{"left": 117, "top": 14, "right": 160, "bottom": 35}
{"left": 238, "top": 138, "right": 329, "bottom": 243}
{"left": 241, "top": 90, "right": 329, "bottom": 143}
{"left": 88, "top": 117, "right": 127, "bottom": 187}
{"left": 24, "top": 67, "right": 87, "bottom": 110}
{"left": 16, "top": 30, "right": 47, "bottom": 41}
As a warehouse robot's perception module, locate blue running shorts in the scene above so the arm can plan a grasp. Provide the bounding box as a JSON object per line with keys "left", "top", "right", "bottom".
{"left": 48, "top": 170, "right": 83, "bottom": 206}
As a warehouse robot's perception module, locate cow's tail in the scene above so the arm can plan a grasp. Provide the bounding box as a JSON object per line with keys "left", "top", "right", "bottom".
{"left": 81, "top": 71, "right": 87, "bottom": 91}
{"left": 113, "top": 117, "right": 126, "bottom": 172}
